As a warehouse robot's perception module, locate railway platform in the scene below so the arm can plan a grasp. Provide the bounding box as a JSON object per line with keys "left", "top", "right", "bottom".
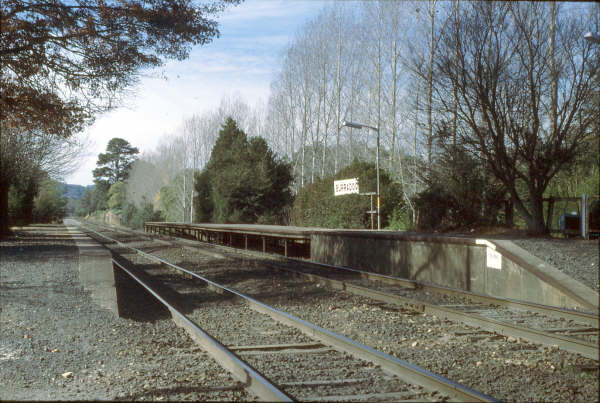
{"left": 144, "top": 222, "right": 599, "bottom": 312}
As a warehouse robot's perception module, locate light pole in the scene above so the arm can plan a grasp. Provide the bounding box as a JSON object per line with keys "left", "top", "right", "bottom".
{"left": 342, "top": 121, "right": 381, "bottom": 230}
{"left": 584, "top": 31, "right": 600, "bottom": 44}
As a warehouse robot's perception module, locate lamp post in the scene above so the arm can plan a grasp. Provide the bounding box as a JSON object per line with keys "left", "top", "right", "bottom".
{"left": 342, "top": 121, "right": 381, "bottom": 230}
{"left": 583, "top": 31, "right": 598, "bottom": 239}
{"left": 584, "top": 31, "right": 600, "bottom": 44}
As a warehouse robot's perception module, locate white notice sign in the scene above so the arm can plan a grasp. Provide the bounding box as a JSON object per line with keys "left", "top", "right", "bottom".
{"left": 334, "top": 178, "right": 359, "bottom": 196}
{"left": 486, "top": 247, "right": 502, "bottom": 270}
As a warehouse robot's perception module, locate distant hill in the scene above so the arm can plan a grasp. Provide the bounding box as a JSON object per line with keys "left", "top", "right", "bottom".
{"left": 62, "top": 183, "right": 94, "bottom": 199}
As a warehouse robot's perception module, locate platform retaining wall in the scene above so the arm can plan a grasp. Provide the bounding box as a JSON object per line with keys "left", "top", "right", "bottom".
{"left": 65, "top": 220, "right": 119, "bottom": 315}
{"left": 310, "top": 232, "right": 598, "bottom": 312}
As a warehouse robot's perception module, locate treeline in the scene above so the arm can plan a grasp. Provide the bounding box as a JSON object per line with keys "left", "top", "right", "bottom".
{"left": 261, "top": 1, "right": 598, "bottom": 234}
{"left": 75, "top": 118, "right": 408, "bottom": 231}
{"left": 110, "top": 1, "right": 597, "bottom": 234}
{"left": 77, "top": 1, "right": 598, "bottom": 234}
{"left": 5, "top": 1, "right": 597, "bottom": 236}
{"left": 7, "top": 169, "right": 68, "bottom": 226}
{"left": 73, "top": 138, "right": 162, "bottom": 229}
{"left": 75, "top": 119, "right": 293, "bottom": 228}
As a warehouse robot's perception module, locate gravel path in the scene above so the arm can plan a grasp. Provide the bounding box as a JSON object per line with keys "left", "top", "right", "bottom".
{"left": 0, "top": 225, "right": 251, "bottom": 401}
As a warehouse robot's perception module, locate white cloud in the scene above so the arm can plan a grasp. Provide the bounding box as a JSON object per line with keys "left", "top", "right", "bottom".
{"left": 65, "top": 0, "right": 324, "bottom": 185}
{"left": 218, "top": 0, "right": 320, "bottom": 23}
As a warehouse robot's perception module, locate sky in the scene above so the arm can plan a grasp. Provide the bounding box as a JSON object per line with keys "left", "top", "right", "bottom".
{"left": 65, "top": 0, "right": 326, "bottom": 186}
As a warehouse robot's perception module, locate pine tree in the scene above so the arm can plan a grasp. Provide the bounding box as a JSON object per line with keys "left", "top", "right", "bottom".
{"left": 195, "top": 118, "right": 293, "bottom": 224}
{"left": 93, "top": 138, "right": 139, "bottom": 186}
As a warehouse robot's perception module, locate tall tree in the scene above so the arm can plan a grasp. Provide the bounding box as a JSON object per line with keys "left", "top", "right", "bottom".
{"left": 0, "top": 128, "right": 86, "bottom": 234}
{"left": 125, "top": 159, "right": 163, "bottom": 207}
{"left": 32, "top": 177, "right": 68, "bottom": 223}
{"left": 0, "top": 0, "right": 239, "bottom": 236}
{"left": 107, "top": 182, "right": 127, "bottom": 210}
{"left": 434, "top": 2, "right": 598, "bottom": 234}
{"left": 1, "top": 0, "right": 239, "bottom": 138}
{"left": 93, "top": 138, "right": 139, "bottom": 186}
{"left": 195, "top": 118, "right": 293, "bottom": 224}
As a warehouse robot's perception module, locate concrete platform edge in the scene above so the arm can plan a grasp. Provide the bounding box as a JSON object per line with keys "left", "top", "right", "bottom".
{"left": 64, "top": 219, "right": 118, "bottom": 314}
{"left": 491, "top": 239, "right": 599, "bottom": 311}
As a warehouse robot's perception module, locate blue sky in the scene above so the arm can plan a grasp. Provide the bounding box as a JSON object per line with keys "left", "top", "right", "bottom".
{"left": 66, "top": 0, "right": 325, "bottom": 186}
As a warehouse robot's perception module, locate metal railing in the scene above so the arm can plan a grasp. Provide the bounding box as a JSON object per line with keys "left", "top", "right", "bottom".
{"left": 543, "top": 194, "right": 600, "bottom": 239}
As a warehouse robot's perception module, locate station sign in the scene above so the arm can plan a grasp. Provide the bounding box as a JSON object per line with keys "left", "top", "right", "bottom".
{"left": 486, "top": 247, "right": 502, "bottom": 270}
{"left": 334, "top": 178, "right": 359, "bottom": 196}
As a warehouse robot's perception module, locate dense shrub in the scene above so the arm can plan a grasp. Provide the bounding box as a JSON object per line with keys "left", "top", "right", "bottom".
{"left": 121, "top": 198, "right": 162, "bottom": 229}
{"left": 7, "top": 174, "right": 38, "bottom": 226}
{"left": 292, "top": 160, "right": 404, "bottom": 229}
{"left": 8, "top": 172, "right": 66, "bottom": 225}
{"left": 414, "top": 145, "right": 506, "bottom": 231}
{"left": 32, "top": 179, "right": 67, "bottom": 223}
{"left": 107, "top": 182, "right": 126, "bottom": 210}
{"left": 194, "top": 118, "right": 293, "bottom": 224}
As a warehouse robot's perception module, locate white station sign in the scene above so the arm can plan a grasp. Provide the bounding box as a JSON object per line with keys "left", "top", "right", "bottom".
{"left": 334, "top": 178, "right": 359, "bottom": 196}
{"left": 486, "top": 247, "right": 502, "bottom": 270}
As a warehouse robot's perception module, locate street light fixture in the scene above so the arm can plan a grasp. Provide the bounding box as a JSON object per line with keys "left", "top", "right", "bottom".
{"left": 584, "top": 31, "right": 600, "bottom": 44}
{"left": 341, "top": 121, "right": 381, "bottom": 230}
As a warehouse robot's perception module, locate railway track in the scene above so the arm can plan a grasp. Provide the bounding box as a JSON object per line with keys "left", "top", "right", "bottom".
{"left": 262, "top": 259, "right": 599, "bottom": 359}
{"left": 76, "top": 221, "right": 599, "bottom": 401}
{"left": 125, "top": 221, "right": 599, "bottom": 359}
{"left": 76, "top": 222, "right": 497, "bottom": 402}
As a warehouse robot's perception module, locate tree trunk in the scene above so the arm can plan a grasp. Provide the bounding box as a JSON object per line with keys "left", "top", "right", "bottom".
{"left": 0, "top": 175, "right": 10, "bottom": 238}
{"left": 301, "top": 96, "right": 308, "bottom": 187}
{"left": 335, "top": 20, "right": 342, "bottom": 173}
{"left": 426, "top": 0, "right": 436, "bottom": 172}
{"left": 549, "top": 2, "right": 558, "bottom": 137}
{"left": 512, "top": 187, "right": 548, "bottom": 235}
{"left": 504, "top": 197, "right": 514, "bottom": 228}
{"left": 390, "top": 39, "right": 398, "bottom": 171}
{"left": 414, "top": 92, "right": 419, "bottom": 195}
{"left": 452, "top": 0, "right": 459, "bottom": 148}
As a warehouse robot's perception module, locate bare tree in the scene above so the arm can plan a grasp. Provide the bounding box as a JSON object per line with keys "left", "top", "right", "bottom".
{"left": 126, "top": 157, "right": 163, "bottom": 207}
{"left": 434, "top": 1, "right": 598, "bottom": 234}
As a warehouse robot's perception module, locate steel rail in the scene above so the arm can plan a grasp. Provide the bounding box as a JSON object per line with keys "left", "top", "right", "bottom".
{"left": 142, "top": 221, "right": 597, "bottom": 317}
{"left": 80, "top": 224, "right": 499, "bottom": 402}
{"left": 262, "top": 261, "right": 598, "bottom": 360}
{"left": 178, "top": 235, "right": 598, "bottom": 327}
{"left": 163, "top": 234, "right": 599, "bottom": 360}
{"left": 144, "top": 221, "right": 598, "bottom": 323}
{"left": 84, "top": 222, "right": 598, "bottom": 358}
{"left": 154, "top": 224, "right": 597, "bottom": 326}
{"left": 111, "top": 259, "right": 293, "bottom": 402}
{"left": 283, "top": 258, "right": 599, "bottom": 327}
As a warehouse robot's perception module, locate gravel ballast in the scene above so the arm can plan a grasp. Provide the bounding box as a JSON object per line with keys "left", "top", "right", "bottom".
{"left": 111, "top": 243, "right": 439, "bottom": 401}
{"left": 0, "top": 225, "right": 251, "bottom": 401}
{"left": 125, "top": 234, "right": 599, "bottom": 402}
{"left": 512, "top": 238, "right": 599, "bottom": 291}
{"left": 4, "top": 222, "right": 597, "bottom": 401}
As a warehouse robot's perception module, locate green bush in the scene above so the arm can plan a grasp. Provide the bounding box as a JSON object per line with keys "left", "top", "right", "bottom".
{"left": 7, "top": 168, "right": 41, "bottom": 226}
{"left": 32, "top": 178, "right": 67, "bottom": 223}
{"left": 121, "top": 198, "right": 162, "bottom": 229}
{"left": 414, "top": 144, "right": 506, "bottom": 231}
{"left": 107, "top": 182, "right": 126, "bottom": 210}
{"left": 413, "top": 184, "right": 456, "bottom": 231}
{"left": 387, "top": 204, "right": 412, "bottom": 230}
{"left": 194, "top": 118, "right": 293, "bottom": 224}
{"left": 292, "top": 160, "right": 404, "bottom": 229}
